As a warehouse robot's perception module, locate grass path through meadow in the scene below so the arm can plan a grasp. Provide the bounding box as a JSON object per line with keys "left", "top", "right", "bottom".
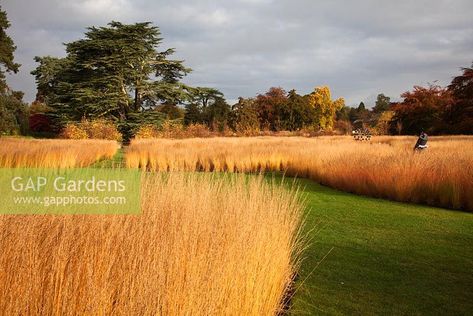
{"left": 90, "top": 146, "right": 125, "bottom": 168}
{"left": 291, "top": 178, "right": 473, "bottom": 315}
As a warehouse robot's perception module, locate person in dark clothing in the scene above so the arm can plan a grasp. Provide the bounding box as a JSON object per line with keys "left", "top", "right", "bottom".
{"left": 414, "top": 131, "right": 428, "bottom": 151}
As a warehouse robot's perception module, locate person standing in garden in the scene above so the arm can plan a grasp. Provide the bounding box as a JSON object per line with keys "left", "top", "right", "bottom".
{"left": 414, "top": 131, "right": 428, "bottom": 151}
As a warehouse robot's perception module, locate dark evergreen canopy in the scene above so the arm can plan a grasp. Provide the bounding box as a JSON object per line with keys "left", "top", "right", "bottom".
{"left": 0, "top": 5, "right": 20, "bottom": 93}
{"left": 32, "top": 21, "right": 192, "bottom": 123}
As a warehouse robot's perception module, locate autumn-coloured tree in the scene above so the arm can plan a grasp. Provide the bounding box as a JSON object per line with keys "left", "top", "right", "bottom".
{"left": 390, "top": 84, "right": 452, "bottom": 135}
{"left": 308, "top": 86, "right": 345, "bottom": 130}
{"left": 373, "top": 111, "right": 394, "bottom": 135}
{"left": 254, "top": 87, "right": 287, "bottom": 131}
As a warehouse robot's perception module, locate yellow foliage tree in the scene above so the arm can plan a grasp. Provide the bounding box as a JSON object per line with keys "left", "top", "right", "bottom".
{"left": 309, "top": 86, "right": 345, "bottom": 130}
{"left": 374, "top": 110, "right": 394, "bottom": 135}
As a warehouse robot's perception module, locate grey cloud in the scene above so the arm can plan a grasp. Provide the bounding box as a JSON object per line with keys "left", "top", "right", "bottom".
{"left": 3, "top": 0, "right": 472, "bottom": 107}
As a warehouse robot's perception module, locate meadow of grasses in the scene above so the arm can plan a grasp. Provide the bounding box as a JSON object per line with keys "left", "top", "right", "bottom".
{"left": 2, "top": 136, "right": 471, "bottom": 314}
{"left": 126, "top": 136, "right": 473, "bottom": 211}
{"left": 0, "top": 173, "right": 303, "bottom": 315}
{"left": 0, "top": 138, "right": 119, "bottom": 168}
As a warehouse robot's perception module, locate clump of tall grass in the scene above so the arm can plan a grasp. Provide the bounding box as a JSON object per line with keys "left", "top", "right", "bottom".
{"left": 135, "top": 122, "right": 226, "bottom": 139}
{"left": 126, "top": 136, "right": 473, "bottom": 211}
{"left": 0, "top": 173, "right": 304, "bottom": 315}
{"left": 0, "top": 138, "right": 119, "bottom": 168}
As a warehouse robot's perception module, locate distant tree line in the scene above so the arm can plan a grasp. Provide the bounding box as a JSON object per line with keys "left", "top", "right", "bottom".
{"left": 184, "top": 86, "right": 344, "bottom": 133}
{"left": 390, "top": 72, "right": 473, "bottom": 134}
{"left": 0, "top": 5, "right": 471, "bottom": 138}
{"left": 334, "top": 67, "right": 473, "bottom": 135}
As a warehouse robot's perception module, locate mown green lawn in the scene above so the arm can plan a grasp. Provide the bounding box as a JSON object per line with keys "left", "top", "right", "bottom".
{"left": 291, "top": 178, "right": 473, "bottom": 315}
{"left": 90, "top": 146, "right": 125, "bottom": 168}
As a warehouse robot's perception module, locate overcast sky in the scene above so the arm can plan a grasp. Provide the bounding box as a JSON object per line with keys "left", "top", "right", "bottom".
{"left": 3, "top": 0, "right": 473, "bottom": 106}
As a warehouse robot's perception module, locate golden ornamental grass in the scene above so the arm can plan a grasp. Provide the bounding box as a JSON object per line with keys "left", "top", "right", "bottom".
{"left": 126, "top": 136, "right": 473, "bottom": 211}
{"left": 0, "top": 173, "right": 303, "bottom": 315}
{"left": 0, "top": 138, "right": 119, "bottom": 168}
